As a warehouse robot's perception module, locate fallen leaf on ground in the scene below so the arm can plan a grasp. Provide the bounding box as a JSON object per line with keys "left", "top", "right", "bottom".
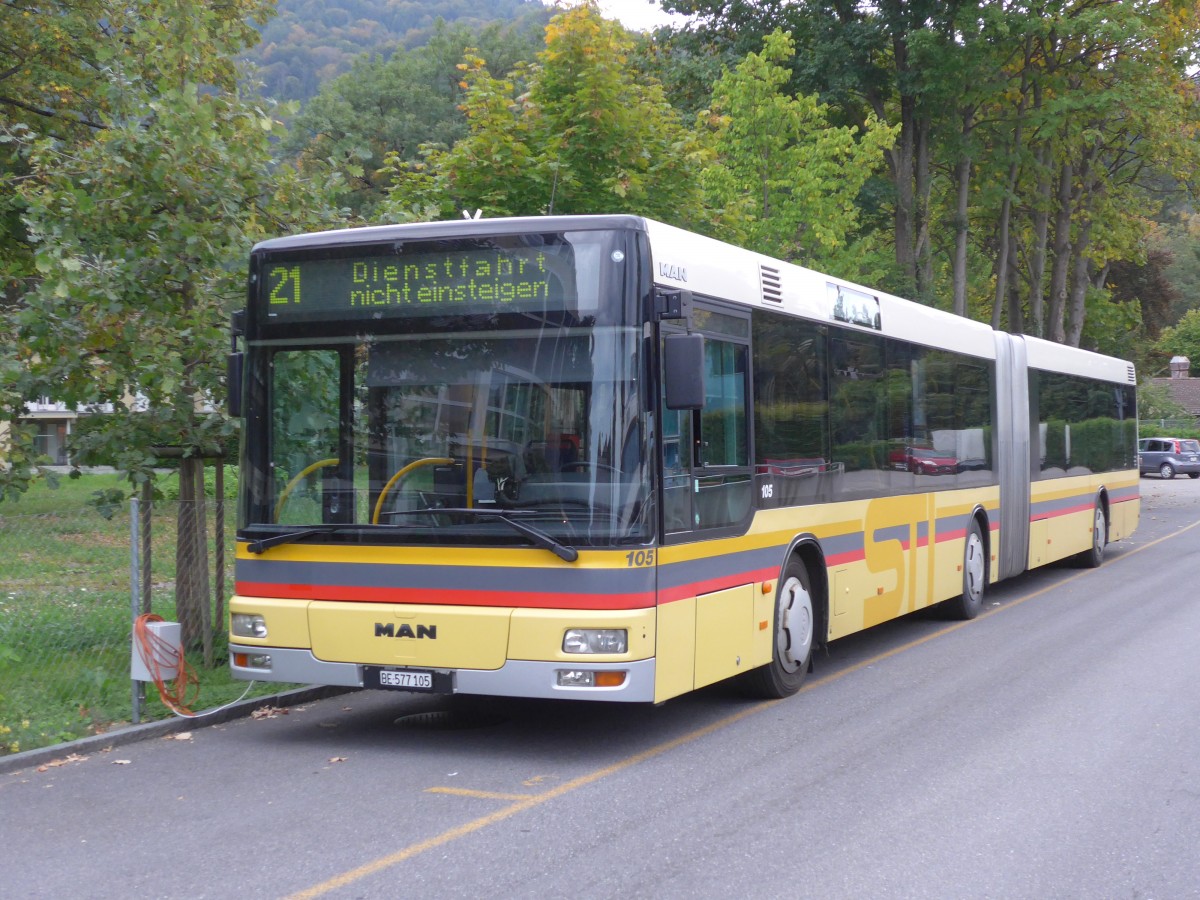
{"left": 36, "top": 753, "right": 88, "bottom": 772}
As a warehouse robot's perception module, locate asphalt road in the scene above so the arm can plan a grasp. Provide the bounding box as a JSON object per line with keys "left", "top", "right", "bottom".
{"left": 3, "top": 476, "right": 1199, "bottom": 899}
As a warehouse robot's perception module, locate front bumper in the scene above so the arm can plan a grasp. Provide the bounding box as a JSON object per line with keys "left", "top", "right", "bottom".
{"left": 229, "top": 644, "right": 657, "bottom": 702}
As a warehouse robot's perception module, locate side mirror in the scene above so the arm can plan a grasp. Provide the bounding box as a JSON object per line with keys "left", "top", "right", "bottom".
{"left": 226, "top": 352, "right": 244, "bottom": 418}
{"left": 664, "top": 333, "right": 705, "bottom": 410}
{"left": 227, "top": 310, "right": 246, "bottom": 418}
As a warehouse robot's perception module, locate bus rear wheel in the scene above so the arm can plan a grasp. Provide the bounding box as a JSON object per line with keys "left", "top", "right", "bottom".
{"left": 1074, "top": 501, "right": 1106, "bottom": 568}
{"left": 744, "top": 558, "right": 814, "bottom": 699}
{"left": 942, "top": 519, "right": 986, "bottom": 619}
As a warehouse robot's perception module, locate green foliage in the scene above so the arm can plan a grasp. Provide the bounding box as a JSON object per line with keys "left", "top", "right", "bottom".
{"left": 282, "top": 18, "right": 548, "bottom": 214}
{"left": 694, "top": 29, "right": 896, "bottom": 272}
{"left": 1160, "top": 215, "right": 1200, "bottom": 324}
{"left": 1138, "top": 381, "right": 1188, "bottom": 422}
{"left": 381, "top": 2, "right": 705, "bottom": 224}
{"left": 0, "top": 475, "right": 281, "bottom": 754}
{"left": 2, "top": 0, "right": 349, "bottom": 496}
{"left": 671, "top": 0, "right": 1200, "bottom": 345}
{"left": 246, "top": 0, "right": 550, "bottom": 103}
{"left": 1153, "top": 309, "right": 1200, "bottom": 371}
{"left": 1079, "top": 280, "right": 1142, "bottom": 362}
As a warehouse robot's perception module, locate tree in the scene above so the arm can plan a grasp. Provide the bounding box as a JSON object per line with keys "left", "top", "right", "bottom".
{"left": 667, "top": 0, "right": 973, "bottom": 298}
{"left": 245, "top": 0, "right": 550, "bottom": 103}
{"left": 661, "top": 0, "right": 1200, "bottom": 348}
{"left": 381, "top": 2, "right": 705, "bottom": 224}
{"left": 1153, "top": 309, "right": 1200, "bottom": 374}
{"left": 282, "top": 18, "right": 548, "bottom": 215}
{"left": 3, "top": 0, "right": 347, "bottom": 652}
{"left": 1137, "top": 379, "right": 1187, "bottom": 422}
{"left": 695, "top": 30, "right": 896, "bottom": 274}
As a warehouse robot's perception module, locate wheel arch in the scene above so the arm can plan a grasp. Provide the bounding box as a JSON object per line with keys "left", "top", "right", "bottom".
{"left": 1096, "top": 487, "right": 1111, "bottom": 541}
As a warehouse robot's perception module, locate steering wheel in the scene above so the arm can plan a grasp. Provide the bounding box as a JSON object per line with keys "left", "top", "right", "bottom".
{"left": 372, "top": 457, "right": 454, "bottom": 524}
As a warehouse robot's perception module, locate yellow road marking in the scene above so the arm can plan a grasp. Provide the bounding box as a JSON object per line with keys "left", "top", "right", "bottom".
{"left": 286, "top": 704, "right": 766, "bottom": 899}
{"left": 287, "top": 516, "right": 1197, "bottom": 899}
{"left": 425, "top": 787, "right": 533, "bottom": 801}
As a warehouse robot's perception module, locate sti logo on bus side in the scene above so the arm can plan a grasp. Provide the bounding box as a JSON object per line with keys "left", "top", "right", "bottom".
{"left": 659, "top": 262, "right": 687, "bottom": 282}
{"left": 374, "top": 623, "right": 437, "bottom": 639}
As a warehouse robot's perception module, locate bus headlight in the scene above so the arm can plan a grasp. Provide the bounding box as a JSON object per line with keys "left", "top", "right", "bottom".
{"left": 563, "top": 628, "right": 627, "bottom": 654}
{"left": 231, "top": 613, "right": 268, "bottom": 639}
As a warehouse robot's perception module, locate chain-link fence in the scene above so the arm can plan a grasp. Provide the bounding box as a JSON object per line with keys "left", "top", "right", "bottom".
{"left": 0, "top": 479, "right": 286, "bottom": 756}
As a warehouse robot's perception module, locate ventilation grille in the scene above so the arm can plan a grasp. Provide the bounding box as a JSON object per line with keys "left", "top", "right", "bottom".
{"left": 760, "top": 265, "right": 782, "bottom": 303}
{"left": 1127, "top": 364, "right": 1136, "bottom": 384}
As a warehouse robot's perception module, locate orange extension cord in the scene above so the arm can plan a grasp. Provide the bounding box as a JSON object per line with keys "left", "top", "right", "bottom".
{"left": 133, "top": 613, "right": 199, "bottom": 716}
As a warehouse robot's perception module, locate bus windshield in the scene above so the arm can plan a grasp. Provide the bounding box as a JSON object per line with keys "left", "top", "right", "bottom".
{"left": 241, "top": 322, "right": 650, "bottom": 548}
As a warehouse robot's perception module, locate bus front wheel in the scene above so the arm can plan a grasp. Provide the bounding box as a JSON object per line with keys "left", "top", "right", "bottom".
{"left": 744, "top": 558, "right": 814, "bottom": 699}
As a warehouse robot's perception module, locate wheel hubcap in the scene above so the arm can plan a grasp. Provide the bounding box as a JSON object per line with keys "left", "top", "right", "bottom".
{"left": 964, "top": 532, "right": 985, "bottom": 602}
{"left": 1093, "top": 507, "right": 1105, "bottom": 559}
{"left": 777, "top": 575, "right": 814, "bottom": 674}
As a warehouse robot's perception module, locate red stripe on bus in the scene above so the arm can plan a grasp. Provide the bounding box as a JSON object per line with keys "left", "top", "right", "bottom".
{"left": 656, "top": 566, "right": 780, "bottom": 604}
{"left": 824, "top": 550, "right": 866, "bottom": 567}
{"left": 235, "top": 581, "right": 654, "bottom": 611}
{"left": 1030, "top": 501, "right": 1093, "bottom": 522}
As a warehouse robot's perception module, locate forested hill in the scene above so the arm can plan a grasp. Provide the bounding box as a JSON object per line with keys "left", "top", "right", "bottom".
{"left": 245, "top": 0, "right": 550, "bottom": 102}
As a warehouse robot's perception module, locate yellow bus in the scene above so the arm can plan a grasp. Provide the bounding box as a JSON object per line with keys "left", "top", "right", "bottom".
{"left": 227, "top": 215, "right": 1139, "bottom": 702}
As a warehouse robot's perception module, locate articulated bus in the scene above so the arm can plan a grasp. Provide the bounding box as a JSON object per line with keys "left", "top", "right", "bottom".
{"left": 227, "top": 215, "right": 1139, "bottom": 702}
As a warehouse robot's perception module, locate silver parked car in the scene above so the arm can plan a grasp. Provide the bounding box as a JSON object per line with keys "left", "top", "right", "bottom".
{"left": 1138, "top": 437, "right": 1200, "bottom": 479}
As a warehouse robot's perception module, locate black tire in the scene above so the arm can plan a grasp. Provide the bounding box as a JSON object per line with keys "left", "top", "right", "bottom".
{"left": 744, "top": 558, "right": 815, "bottom": 699}
{"left": 942, "top": 518, "right": 986, "bottom": 619}
{"left": 1160, "top": 462, "right": 1176, "bottom": 479}
{"left": 1074, "top": 500, "right": 1106, "bottom": 568}
{"left": 1190, "top": 473, "right": 1200, "bottom": 479}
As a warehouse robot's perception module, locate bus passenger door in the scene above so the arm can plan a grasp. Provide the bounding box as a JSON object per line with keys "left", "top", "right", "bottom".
{"left": 661, "top": 304, "right": 753, "bottom": 538}
{"left": 659, "top": 302, "right": 756, "bottom": 692}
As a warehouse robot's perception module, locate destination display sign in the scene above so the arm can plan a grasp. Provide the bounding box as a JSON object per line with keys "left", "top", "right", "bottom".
{"left": 259, "top": 244, "right": 574, "bottom": 323}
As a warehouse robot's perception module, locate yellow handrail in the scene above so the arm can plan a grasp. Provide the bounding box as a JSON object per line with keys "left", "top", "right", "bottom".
{"left": 274, "top": 458, "right": 339, "bottom": 523}
{"left": 372, "top": 457, "right": 455, "bottom": 524}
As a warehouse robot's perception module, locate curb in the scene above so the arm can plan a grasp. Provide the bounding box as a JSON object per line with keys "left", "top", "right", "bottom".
{"left": 0, "top": 685, "right": 355, "bottom": 776}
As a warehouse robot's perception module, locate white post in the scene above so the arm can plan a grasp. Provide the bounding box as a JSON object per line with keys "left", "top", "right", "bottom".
{"left": 130, "top": 496, "right": 143, "bottom": 724}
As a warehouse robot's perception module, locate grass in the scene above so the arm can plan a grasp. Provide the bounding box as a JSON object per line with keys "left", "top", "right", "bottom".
{"left": 0, "top": 471, "right": 292, "bottom": 755}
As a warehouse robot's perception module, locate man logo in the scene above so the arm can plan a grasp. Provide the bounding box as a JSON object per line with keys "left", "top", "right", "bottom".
{"left": 658, "top": 262, "right": 687, "bottom": 282}
{"left": 374, "top": 623, "right": 437, "bottom": 639}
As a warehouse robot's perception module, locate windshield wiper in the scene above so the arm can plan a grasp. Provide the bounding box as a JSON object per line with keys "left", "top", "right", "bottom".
{"left": 386, "top": 507, "right": 579, "bottom": 562}
{"left": 245, "top": 525, "right": 354, "bottom": 554}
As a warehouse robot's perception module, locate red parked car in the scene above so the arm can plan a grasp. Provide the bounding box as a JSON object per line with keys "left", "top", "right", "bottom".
{"left": 888, "top": 445, "right": 958, "bottom": 476}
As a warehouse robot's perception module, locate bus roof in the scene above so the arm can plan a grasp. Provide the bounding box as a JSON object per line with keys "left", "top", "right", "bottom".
{"left": 249, "top": 215, "right": 649, "bottom": 254}
{"left": 250, "top": 214, "right": 1134, "bottom": 384}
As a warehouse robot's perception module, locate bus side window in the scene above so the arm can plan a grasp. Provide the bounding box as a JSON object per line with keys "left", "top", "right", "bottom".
{"left": 695, "top": 337, "right": 751, "bottom": 529}
{"left": 830, "top": 334, "right": 886, "bottom": 481}
{"left": 662, "top": 403, "right": 693, "bottom": 533}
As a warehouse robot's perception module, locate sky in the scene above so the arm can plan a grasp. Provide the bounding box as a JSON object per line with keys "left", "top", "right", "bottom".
{"left": 548, "top": 0, "right": 693, "bottom": 32}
